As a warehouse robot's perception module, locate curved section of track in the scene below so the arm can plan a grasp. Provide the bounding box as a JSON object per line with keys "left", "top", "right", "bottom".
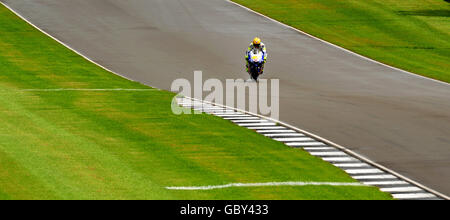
{"left": 177, "top": 96, "right": 448, "bottom": 200}
{"left": 1, "top": 0, "right": 449, "bottom": 196}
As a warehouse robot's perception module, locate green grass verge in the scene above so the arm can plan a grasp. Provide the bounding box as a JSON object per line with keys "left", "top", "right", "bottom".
{"left": 0, "top": 4, "right": 392, "bottom": 200}
{"left": 233, "top": 0, "right": 450, "bottom": 83}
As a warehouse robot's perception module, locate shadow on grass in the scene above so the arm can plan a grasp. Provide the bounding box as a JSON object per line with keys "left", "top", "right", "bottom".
{"left": 397, "top": 9, "right": 450, "bottom": 17}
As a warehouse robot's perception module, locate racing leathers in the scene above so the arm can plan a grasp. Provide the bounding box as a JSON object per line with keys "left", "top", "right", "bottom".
{"left": 245, "top": 42, "right": 267, "bottom": 74}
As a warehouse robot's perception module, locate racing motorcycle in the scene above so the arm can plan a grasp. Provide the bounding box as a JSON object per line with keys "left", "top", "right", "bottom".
{"left": 247, "top": 49, "right": 265, "bottom": 81}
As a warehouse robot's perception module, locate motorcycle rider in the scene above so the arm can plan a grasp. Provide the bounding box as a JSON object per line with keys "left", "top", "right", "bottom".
{"left": 245, "top": 37, "right": 267, "bottom": 74}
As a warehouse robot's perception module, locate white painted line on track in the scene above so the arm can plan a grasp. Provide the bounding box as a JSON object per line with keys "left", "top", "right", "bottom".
{"left": 344, "top": 169, "right": 384, "bottom": 175}
{"left": 310, "top": 151, "right": 347, "bottom": 156}
{"left": 274, "top": 137, "right": 314, "bottom": 142}
{"left": 380, "top": 187, "right": 423, "bottom": 193}
{"left": 166, "top": 181, "right": 366, "bottom": 190}
{"left": 19, "top": 88, "right": 159, "bottom": 92}
{"left": 392, "top": 193, "right": 437, "bottom": 200}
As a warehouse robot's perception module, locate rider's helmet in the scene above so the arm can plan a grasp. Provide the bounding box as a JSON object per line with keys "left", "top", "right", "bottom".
{"left": 253, "top": 37, "right": 261, "bottom": 48}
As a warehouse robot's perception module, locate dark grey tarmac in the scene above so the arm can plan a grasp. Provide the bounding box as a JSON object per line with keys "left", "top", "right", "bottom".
{"left": 2, "top": 0, "right": 449, "bottom": 195}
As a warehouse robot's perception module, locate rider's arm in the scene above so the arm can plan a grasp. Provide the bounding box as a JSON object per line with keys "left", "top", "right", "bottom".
{"left": 245, "top": 44, "right": 253, "bottom": 60}
{"left": 262, "top": 45, "right": 267, "bottom": 62}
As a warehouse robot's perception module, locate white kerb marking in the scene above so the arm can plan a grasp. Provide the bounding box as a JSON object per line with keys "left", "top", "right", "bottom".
{"left": 209, "top": 111, "right": 238, "bottom": 114}
{"left": 179, "top": 103, "right": 203, "bottom": 105}
{"left": 232, "top": 119, "right": 269, "bottom": 123}
{"left": 264, "top": 133, "right": 305, "bottom": 137}
{"left": 380, "top": 187, "right": 423, "bottom": 193}
{"left": 352, "top": 175, "right": 397, "bottom": 180}
{"left": 224, "top": 117, "right": 261, "bottom": 120}
{"left": 392, "top": 193, "right": 437, "bottom": 200}
{"left": 184, "top": 104, "right": 211, "bottom": 107}
{"left": 192, "top": 107, "right": 216, "bottom": 111}
{"left": 286, "top": 142, "right": 325, "bottom": 147}
{"left": 256, "top": 130, "right": 296, "bottom": 133}
{"left": 322, "top": 157, "right": 356, "bottom": 162}
{"left": 195, "top": 107, "right": 225, "bottom": 110}
{"left": 214, "top": 114, "right": 246, "bottom": 117}
{"left": 333, "top": 163, "right": 369, "bottom": 168}
{"left": 344, "top": 169, "right": 384, "bottom": 175}
{"left": 185, "top": 105, "right": 212, "bottom": 109}
{"left": 238, "top": 123, "right": 277, "bottom": 126}
{"left": 247, "top": 126, "right": 286, "bottom": 130}
{"left": 304, "top": 147, "right": 336, "bottom": 151}
{"left": 274, "top": 137, "right": 314, "bottom": 142}
{"left": 195, "top": 108, "right": 227, "bottom": 112}
{"left": 310, "top": 151, "right": 347, "bottom": 156}
{"left": 362, "top": 181, "right": 409, "bottom": 186}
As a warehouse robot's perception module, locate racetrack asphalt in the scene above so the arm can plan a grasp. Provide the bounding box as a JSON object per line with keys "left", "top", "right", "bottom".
{"left": 2, "top": 0, "right": 449, "bottom": 196}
